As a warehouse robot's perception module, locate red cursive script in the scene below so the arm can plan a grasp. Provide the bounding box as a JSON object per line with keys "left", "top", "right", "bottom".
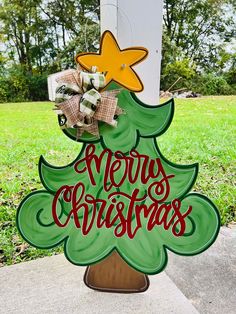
{"left": 52, "top": 144, "right": 192, "bottom": 238}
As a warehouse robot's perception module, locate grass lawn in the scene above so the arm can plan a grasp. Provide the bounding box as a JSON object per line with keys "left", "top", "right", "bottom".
{"left": 0, "top": 96, "right": 235, "bottom": 266}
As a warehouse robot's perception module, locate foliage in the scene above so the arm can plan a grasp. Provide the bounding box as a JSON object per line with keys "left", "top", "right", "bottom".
{"left": 27, "top": 73, "right": 48, "bottom": 101}
{"left": 0, "top": 66, "right": 48, "bottom": 103}
{"left": 0, "top": 0, "right": 100, "bottom": 102}
{"left": 161, "top": 0, "right": 236, "bottom": 93}
{"left": 0, "top": 0, "right": 235, "bottom": 100}
{"left": 0, "top": 67, "right": 29, "bottom": 102}
{"left": 161, "top": 58, "right": 196, "bottom": 91}
{"left": 0, "top": 0, "right": 99, "bottom": 72}
{"left": 223, "top": 53, "right": 236, "bottom": 88}
{"left": 193, "top": 74, "right": 234, "bottom": 95}
{"left": 160, "top": 58, "right": 236, "bottom": 95}
{"left": 162, "top": 0, "right": 236, "bottom": 70}
{"left": 0, "top": 0, "right": 49, "bottom": 73}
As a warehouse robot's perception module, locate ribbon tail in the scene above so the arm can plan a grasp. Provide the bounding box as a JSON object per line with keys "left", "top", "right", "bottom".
{"left": 77, "top": 120, "right": 99, "bottom": 139}
{"left": 57, "top": 95, "right": 81, "bottom": 128}
{"left": 94, "top": 96, "right": 118, "bottom": 126}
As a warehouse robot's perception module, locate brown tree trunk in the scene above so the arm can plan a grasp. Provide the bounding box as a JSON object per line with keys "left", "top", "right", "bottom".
{"left": 84, "top": 251, "right": 149, "bottom": 293}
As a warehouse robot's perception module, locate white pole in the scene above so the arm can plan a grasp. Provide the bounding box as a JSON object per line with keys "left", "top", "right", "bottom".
{"left": 100, "top": 0, "right": 164, "bottom": 105}
{"left": 100, "top": 0, "right": 118, "bottom": 37}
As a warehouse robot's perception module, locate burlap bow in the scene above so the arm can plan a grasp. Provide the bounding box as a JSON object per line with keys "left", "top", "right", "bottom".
{"left": 54, "top": 67, "right": 124, "bottom": 139}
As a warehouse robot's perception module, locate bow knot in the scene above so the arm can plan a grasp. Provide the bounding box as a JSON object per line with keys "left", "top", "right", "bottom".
{"left": 54, "top": 67, "right": 123, "bottom": 138}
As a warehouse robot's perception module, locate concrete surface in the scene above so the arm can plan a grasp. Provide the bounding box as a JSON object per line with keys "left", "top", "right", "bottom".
{"left": 0, "top": 255, "right": 199, "bottom": 314}
{"left": 166, "top": 226, "right": 236, "bottom": 314}
{"left": 1, "top": 226, "right": 235, "bottom": 314}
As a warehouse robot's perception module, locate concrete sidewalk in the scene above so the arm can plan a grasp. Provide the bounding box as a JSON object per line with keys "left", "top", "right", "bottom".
{"left": 0, "top": 254, "right": 198, "bottom": 314}
{"left": 166, "top": 226, "right": 236, "bottom": 314}
{"left": 0, "top": 226, "right": 235, "bottom": 314}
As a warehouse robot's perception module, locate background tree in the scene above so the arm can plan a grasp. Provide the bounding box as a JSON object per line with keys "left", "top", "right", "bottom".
{"left": 0, "top": 0, "right": 45, "bottom": 73}
{"left": 39, "top": 0, "right": 99, "bottom": 68}
{"left": 161, "top": 0, "right": 236, "bottom": 92}
{"left": 0, "top": 0, "right": 100, "bottom": 102}
{"left": 0, "top": 0, "right": 236, "bottom": 101}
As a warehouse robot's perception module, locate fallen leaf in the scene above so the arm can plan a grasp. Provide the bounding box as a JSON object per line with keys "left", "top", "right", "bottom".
{"left": 15, "top": 243, "right": 29, "bottom": 256}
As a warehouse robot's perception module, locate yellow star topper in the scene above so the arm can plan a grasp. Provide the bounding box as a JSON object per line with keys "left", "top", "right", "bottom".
{"left": 76, "top": 31, "right": 148, "bottom": 92}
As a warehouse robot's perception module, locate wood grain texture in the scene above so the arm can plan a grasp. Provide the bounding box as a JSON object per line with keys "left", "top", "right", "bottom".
{"left": 84, "top": 251, "right": 149, "bottom": 293}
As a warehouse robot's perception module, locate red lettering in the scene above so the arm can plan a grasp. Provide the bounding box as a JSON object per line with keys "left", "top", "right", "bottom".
{"left": 52, "top": 145, "right": 193, "bottom": 239}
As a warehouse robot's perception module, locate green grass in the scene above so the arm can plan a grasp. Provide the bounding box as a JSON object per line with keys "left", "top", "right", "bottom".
{"left": 0, "top": 96, "right": 235, "bottom": 266}
{"left": 158, "top": 96, "right": 235, "bottom": 225}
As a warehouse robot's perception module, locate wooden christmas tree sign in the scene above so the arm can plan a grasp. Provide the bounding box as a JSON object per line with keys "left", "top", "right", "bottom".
{"left": 17, "top": 30, "right": 220, "bottom": 293}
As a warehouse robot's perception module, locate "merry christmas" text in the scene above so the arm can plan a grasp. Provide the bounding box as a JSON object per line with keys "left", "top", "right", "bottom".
{"left": 52, "top": 144, "right": 192, "bottom": 238}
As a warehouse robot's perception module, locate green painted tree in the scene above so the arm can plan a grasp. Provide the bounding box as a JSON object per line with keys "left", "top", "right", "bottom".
{"left": 17, "top": 87, "right": 220, "bottom": 274}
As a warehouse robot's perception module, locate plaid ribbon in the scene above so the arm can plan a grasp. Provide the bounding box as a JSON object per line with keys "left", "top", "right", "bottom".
{"left": 54, "top": 67, "right": 123, "bottom": 138}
